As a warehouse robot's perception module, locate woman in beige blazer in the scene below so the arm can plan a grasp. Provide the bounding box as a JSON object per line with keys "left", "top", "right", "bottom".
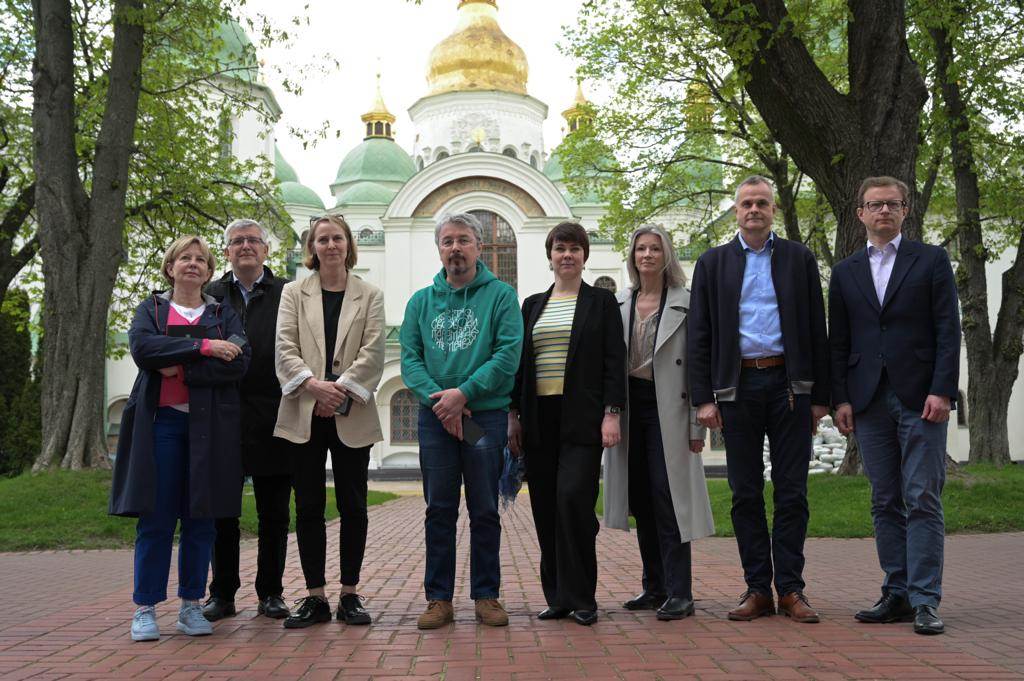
{"left": 602, "top": 224, "right": 714, "bottom": 621}
{"left": 274, "top": 215, "right": 385, "bottom": 629}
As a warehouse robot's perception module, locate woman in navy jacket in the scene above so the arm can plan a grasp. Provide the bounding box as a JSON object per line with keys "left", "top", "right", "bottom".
{"left": 109, "top": 235, "right": 250, "bottom": 642}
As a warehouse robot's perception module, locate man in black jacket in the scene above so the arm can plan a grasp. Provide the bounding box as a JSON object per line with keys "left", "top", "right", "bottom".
{"left": 688, "top": 176, "right": 829, "bottom": 623}
{"left": 202, "top": 219, "right": 292, "bottom": 622}
{"left": 829, "top": 177, "right": 960, "bottom": 635}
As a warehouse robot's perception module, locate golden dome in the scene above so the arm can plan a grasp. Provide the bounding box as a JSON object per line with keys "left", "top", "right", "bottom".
{"left": 562, "top": 81, "right": 592, "bottom": 133}
{"left": 426, "top": 0, "right": 529, "bottom": 96}
{"left": 361, "top": 73, "right": 396, "bottom": 139}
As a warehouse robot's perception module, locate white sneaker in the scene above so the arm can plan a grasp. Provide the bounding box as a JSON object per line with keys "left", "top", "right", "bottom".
{"left": 177, "top": 601, "right": 213, "bottom": 636}
{"left": 131, "top": 606, "right": 160, "bottom": 641}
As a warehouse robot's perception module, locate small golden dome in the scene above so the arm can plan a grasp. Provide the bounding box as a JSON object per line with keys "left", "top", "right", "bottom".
{"left": 426, "top": 0, "right": 529, "bottom": 96}
{"left": 361, "top": 73, "right": 396, "bottom": 139}
{"left": 562, "top": 81, "right": 592, "bottom": 133}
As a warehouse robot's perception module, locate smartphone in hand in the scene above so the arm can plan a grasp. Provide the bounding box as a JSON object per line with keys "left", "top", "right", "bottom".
{"left": 462, "top": 416, "right": 485, "bottom": 445}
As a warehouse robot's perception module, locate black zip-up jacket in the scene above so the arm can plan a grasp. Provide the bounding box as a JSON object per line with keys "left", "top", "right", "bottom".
{"left": 686, "top": 234, "right": 829, "bottom": 407}
{"left": 205, "top": 266, "right": 290, "bottom": 475}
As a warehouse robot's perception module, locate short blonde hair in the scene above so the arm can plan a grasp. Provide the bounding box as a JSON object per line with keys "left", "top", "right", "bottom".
{"left": 304, "top": 215, "right": 357, "bottom": 270}
{"left": 625, "top": 224, "right": 687, "bottom": 290}
{"left": 161, "top": 235, "right": 215, "bottom": 286}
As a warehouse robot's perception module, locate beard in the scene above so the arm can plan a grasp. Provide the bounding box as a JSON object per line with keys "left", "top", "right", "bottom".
{"left": 446, "top": 254, "right": 469, "bottom": 276}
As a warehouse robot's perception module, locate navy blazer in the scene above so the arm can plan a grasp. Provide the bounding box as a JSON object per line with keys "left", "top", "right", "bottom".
{"left": 511, "top": 282, "right": 626, "bottom": 448}
{"left": 687, "top": 234, "right": 830, "bottom": 407}
{"left": 828, "top": 238, "right": 961, "bottom": 413}
{"left": 109, "top": 292, "right": 250, "bottom": 518}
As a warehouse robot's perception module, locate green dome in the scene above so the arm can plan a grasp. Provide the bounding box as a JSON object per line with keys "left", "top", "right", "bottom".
{"left": 279, "top": 181, "right": 325, "bottom": 209}
{"left": 543, "top": 150, "right": 603, "bottom": 206}
{"left": 334, "top": 138, "right": 415, "bottom": 187}
{"left": 214, "top": 20, "right": 259, "bottom": 85}
{"left": 543, "top": 151, "right": 565, "bottom": 183}
{"left": 275, "top": 145, "right": 299, "bottom": 183}
{"left": 337, "top": 181, "right": 396, "bottom": 206}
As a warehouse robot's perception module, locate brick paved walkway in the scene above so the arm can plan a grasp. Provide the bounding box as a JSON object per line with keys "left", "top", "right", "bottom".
{"left": 1, "top": 495, "right": 1022, "bottom": 680}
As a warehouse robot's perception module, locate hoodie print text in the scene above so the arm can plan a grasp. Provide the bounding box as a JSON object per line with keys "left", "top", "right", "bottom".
{"left": 431, "top": 307, "right": 480, "bottom": 352}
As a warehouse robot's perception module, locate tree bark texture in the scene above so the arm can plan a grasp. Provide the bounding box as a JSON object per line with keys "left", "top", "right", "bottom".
{"left": 932, "top": 22, "right": 1023, "bottom": 466}
{"left": 0, "top": 180, "right": 37, "bottom": 311}
{"left": 701, "top": 0, "right": 928, "bottom": 261}
{"left": 31, "top": 0, "right": 144, "bottom": 470}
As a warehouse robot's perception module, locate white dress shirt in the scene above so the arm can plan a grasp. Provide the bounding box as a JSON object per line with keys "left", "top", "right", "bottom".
{"left": 867, "top": 232, "right": 902, "bottom": 305}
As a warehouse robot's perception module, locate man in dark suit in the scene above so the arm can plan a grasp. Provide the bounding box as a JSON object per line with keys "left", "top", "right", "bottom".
{"left": 201, "top": 219, "right": 292, "bottom": 622}
{"left": 829, "top": 176, "right": 960, "bottom": 635}
{"left": 688, "top": 175, "right": 830, "bottom": 624}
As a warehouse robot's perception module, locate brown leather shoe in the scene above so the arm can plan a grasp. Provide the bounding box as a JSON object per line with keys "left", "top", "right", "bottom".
{"left": 474, "top": 599, "right": 509, "bottom": 626}
{"left": 417, "top": 600, "right": 454, "bottom": 629}
{"left": 778, "top": 592, "right": 820, "bottom": 623}
{"left": 727, "top": 590, "right": 775, "bottom": 621}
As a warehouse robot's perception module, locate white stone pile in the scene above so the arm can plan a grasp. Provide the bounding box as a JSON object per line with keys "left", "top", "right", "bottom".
{"left": 761, "top": 415, "right": 848, "bottom": 480}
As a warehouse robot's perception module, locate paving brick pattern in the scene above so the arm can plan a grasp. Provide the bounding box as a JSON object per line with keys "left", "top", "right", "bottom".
{"left": 1, "top": 495, "right": 1022, "bottom": 680}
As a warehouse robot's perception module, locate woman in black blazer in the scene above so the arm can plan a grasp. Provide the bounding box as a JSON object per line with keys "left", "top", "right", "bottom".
{"left": 508, "top": 222, "right": 626, "bottom": 625}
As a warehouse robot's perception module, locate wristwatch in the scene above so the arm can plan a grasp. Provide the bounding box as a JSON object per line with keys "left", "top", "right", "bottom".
{"left": 605, "top": 406, "right": 622, "bottom": 414}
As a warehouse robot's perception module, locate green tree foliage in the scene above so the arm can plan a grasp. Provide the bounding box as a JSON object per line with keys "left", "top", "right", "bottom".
{"left": 0, "top": 289, "right": 38, "bottom": 477}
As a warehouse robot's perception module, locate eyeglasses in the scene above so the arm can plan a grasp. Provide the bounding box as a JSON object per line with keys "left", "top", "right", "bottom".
{"left": 309, "top": 214, "right": 344, "bottom": 227}
{"left": 227, "top": 236, "right": 265, "bottom": 247}
{"left": 861, "top": 200, "right": 906, "bottom": 213}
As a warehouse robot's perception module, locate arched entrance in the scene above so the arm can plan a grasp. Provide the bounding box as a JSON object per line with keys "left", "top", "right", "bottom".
{"left": 469, "top": 210, "right": 517, "bottom": 289}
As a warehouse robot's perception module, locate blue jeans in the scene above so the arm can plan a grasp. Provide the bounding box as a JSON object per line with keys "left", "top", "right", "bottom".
{"left": 133, "top": 408, "right": 216, "bottom": 606}
{"left": 418, "top": 406, "right": 506, "bottom": 601}
{"left": 855, "top": 376, "right": 947, "bottom": 608}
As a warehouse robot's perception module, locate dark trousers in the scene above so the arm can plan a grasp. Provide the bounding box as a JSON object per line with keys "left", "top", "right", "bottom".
{"left": 133, "top": 408, "right": 216, "bottom": 605}
{"left": 526, "top": 396, "right": 603, "bottom": 612}
{"left": 209, "top": 474, "right": 291, "bottom": 602}
{"left": 627, "top": 378, "right": 692, "bottom": 600}
{"left": 855, "top": 375, "right": 947, "bottom": 607}
{"left": 418, "top": 406, "right": 506, "bottom": 601}
{"left": 719, "top": 366, "right": 811, "bottom": 597}
{"left": 291, "top": 416, "right": 371, "bottom": 589}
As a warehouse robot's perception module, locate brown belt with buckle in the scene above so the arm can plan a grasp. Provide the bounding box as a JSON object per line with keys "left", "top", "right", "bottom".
{"left": 741, "top": 355, "right": 785, "bottom": 369}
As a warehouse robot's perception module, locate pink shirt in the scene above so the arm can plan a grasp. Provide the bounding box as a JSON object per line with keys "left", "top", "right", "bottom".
{"left": 158, "top": 305, "right": 212, "bottom": 410}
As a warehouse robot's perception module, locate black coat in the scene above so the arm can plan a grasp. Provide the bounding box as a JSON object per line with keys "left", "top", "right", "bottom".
{"left": 828, "top": 238, "right": 961, "bottom": 413}
{"left": 206, "top": 267, "right": 290, "bottom": 476}
{"left": 687, "top": 234, "right": 830, "bottom": 407}
{"left": 109, "top": 292, "right": 251, "bottom": 518}
{"left": 511, "top": 282, "right": 626, "bottom": 448}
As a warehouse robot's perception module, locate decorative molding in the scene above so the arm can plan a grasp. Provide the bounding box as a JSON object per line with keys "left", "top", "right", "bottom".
{"left": 413, "top": 176, "right": 544, "bottom": 217}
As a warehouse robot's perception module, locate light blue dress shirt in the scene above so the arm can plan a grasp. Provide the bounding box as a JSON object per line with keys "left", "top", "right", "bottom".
{"left": 232, "top": 270, "right": 264, "bottom": 306}
{"left": 737, "top": 232, "right": 784, "bottom": 359}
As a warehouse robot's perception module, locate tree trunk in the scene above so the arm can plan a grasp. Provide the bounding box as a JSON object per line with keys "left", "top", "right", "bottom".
{"left": 0, "top": 181, "right": 38, "bottom": 311}
{"left": 31, "top": 0, "right": 145, "bottom": 470}
{"left": 700, "top": 0, "right": 928, "bottom": 261}
{"left": 931, "top": 21, "right": 1023, "bottom": 466}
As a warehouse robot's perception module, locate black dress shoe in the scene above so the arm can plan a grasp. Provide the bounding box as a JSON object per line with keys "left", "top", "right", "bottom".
{"left": 336, "top": 593, "right": 372, "bottom": 625}
{"left": 202, "top": 596, "right": 236, "bottom": 622}
{"left": 914, "top": 605, "right": 944, "bottom": 635}
{"left": 854, "top": 592, "right": 914, "bottom": 623}
{"left": 282, "top": 596, "right": 331, "bottom": 629}
{"left": 656, "top": 597, "right": 695, "bottom": 621}
{"left": 571, "top": 609, "right": 598, "bottom": 626}
{"left": 623, "top": 591, "right": 666, "bottom": 611}
{"left": 258, "top": 595, "right": 290, "bottom": 619}
{"left": 538, "top": 607, "right": 570, "bottom": 620}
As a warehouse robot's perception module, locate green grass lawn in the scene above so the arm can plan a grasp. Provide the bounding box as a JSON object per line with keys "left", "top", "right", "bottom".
{"left": 595, "top": 463, "right": 1024, "bottom": 538}
{"left": 0, "top": 469, "right": 397, "bottom": 552}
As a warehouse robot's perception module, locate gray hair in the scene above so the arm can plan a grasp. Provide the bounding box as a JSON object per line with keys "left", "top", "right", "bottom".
{"left": 224, "top": 218, "right": 270, "bottom": 245}
{"left": 434, "top": 212, "right": 483, "bottom": 245}
{"left": 625, "top": 224, "right": 687, "bottom": 290}
{"left": 734, "top": 174, "right": 776, "bottom": 204}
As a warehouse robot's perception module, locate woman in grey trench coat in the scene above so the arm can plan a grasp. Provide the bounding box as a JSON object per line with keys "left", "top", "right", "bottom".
{"left": 603, "top": 224, "right": 714, "bottom": 620}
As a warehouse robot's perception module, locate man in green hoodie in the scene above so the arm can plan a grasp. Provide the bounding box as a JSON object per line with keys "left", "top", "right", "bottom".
{"left": 400, "top": 212, "right": 524, "bottom": 629}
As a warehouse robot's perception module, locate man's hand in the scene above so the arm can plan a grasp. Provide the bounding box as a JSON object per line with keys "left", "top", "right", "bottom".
{"left": 689, "top": 439, "right": 704, "bottom": 454}
{"left": 811, "top": 404, "right": 830, "bottom": 434}
{"left": 430, "top": 388, "right": 468, "bottom": 424}
{"left": 834, "top": 403, "right": 854, "bottom": 435}
{"left": 507, "top": 410, "right": 523, "bottom": 456}
{"left": 304, "top": 378, "right": 346, "bottom": 411}
{"left": 696, "top": 403, "right": 723, "bottom": 430}
{"left": 922, "top": 394, "right": 951, "bottom": 423}
{"left": 601, "top": 412, "right": 621, "bottom": 448}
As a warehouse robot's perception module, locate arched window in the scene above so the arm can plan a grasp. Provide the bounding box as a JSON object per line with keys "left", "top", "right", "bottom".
{"left": 593, "top": 276, "right": 617, "bottom": 294}
{"left": 957, "top": 390, "right": 968, "bottom": 427}
{"left": 385, "top": 123, "right": 392, "bottom": 137}
{"left": 359, "top": 227, "right": 375, "bottom": 240}
{"left": 390, "top": 389, "right": 418, "bottom": 444}
{"left": 467, "top": 144, "right": 483, "bottom": 152}
{"left": 435, "top": 149, "right": 450, "bottom": 161}
{"left": 374, "top": 121, "right": 384, "bottom": 136}
{"left": 530, "top": 152, "right": 540, "bottom": 169}
{"left": 502, "top": 147, "right": 518, "bottom": 159}
{"left": 469, "top": 210, "right": 517, "bottom": 288}
{"left": 416, "top": 156, "right": 425, "bottom": 171}
{"left": 365, "top": 122, "right": 373, "bottom": 137}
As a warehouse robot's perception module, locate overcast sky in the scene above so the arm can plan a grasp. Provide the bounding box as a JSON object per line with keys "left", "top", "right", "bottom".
{"left": 239, "top": 0, "right": 588, "bottom": 204}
